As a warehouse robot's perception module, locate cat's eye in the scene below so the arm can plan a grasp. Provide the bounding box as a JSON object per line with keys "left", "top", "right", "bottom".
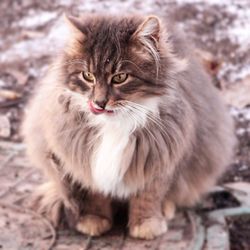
{"left": 82, "top": 71, "right": 95, "bottom": 82}
{"left": 112, "top": 73, "right": 128, "bottom": 84}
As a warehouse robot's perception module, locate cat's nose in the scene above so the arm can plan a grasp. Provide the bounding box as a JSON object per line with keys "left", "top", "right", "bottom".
{"left": 94, "top": 99, "right": 107, "bottom": 109}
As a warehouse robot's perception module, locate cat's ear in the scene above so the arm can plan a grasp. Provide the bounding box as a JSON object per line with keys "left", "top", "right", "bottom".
{"left": 133, "top": 16, "right": 162, "bottom": 47}
{"left": 63, "top": 14, "right": 85, "bottom": 37}
{"left": 63, "top": 14, "right": 86, "bottom": 55}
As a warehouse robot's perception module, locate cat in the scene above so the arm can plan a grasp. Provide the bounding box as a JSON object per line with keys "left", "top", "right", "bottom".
{"left": 22, "top": 14, "right": 235, "bottom": 240}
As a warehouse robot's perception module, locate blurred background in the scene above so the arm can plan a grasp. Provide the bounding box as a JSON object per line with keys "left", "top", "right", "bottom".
{"left": 0, "top": 1, "right": 250, "bottom": 249}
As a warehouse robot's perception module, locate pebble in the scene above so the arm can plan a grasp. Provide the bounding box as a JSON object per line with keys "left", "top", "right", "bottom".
{"left": 0, "top": 115, "right": 11, "bottom": 138}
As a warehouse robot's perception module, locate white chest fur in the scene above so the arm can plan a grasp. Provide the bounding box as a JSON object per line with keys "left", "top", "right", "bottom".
{"left": 90, "top": 98, "right": 159, "bottom": 198}
{"left": 91, "top": 120, "right": 136, "bottom": 198}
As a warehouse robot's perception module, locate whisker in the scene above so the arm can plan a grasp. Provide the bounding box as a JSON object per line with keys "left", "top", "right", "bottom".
{"left": 119, "top": 106, "right": 139, "bottom": 133}
{"left": 119, "top": 104, "right": 159, "bottom": 144}
{"left": 122, "top": 101, "right": 172, "bottom": 142}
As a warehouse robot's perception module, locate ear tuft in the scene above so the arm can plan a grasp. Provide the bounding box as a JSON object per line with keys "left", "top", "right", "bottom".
{"left": 134, "top": 16, "right": 161, "bottom": 43}
{"left": 132, "top": 16, "right": 162, "bottom": 76}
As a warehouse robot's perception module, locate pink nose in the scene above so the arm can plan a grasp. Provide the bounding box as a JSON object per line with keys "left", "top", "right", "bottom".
{"left": 94, "top": 99, "right": 107, "bottom": 109}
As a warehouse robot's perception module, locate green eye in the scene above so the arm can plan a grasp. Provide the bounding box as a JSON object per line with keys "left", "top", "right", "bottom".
{"left": 82, "top": 71, "right": 95, "bottom": 82}
{"left": 112, "top": 73, "right": 128, "bottom": 84}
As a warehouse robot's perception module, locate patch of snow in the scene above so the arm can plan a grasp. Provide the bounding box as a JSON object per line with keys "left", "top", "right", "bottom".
{"left": 216, "top": 4, "right": 250, "bottom": 82}
{"left": 0, "top": 17, "right": 69, "bottom": 63}
{"left": 234, "top": 66, "right": 250, "bottom": 83}
{"left": 225, "top": 5, "right": 250, "bottom": 45}
{"left": 243, "top": 109, "right": 250, "bottom": 121}
{"left": 213, "top": 3, "right": 249, "bottom": 83}
{"left": 218, "top": 64, "right": 250, "bottom": 83}
{"left": 0, "top": 79, "right": 5, "bottom": 87}
{"left": 0, "top": 0, "right": 166, "bottom": 64}
{"left": 239, "top": 165, "right": 249, "bottom": 171}
{"left": 1, "top": 0, "right": 250, "bottom": 85}
{"left": 176, "top": 0, "right": 229, "bottom": 5}
{"left": 229, "top": 107, "right": 240, "bottom": 117}
{"left": 176, "top": 1, "right": 250, "bottom": 83}
{"left": 76, "top": 0, "right": 159, "bottom": 15}
{"left": 19, "top": 10, "right": 57, "bottom": 28}
{"left": 57, "top": 0, "right": 73, "bottom": 6}
{"left": 230, "top": 107, "right": 250, "bottom": 120}
{"left": 236, "top": 128, "right": 246, "bottom": 136}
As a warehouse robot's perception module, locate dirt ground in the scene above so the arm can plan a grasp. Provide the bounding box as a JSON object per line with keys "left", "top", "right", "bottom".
{"left": 0, "top": 0, "right": 250, "bottom": 249}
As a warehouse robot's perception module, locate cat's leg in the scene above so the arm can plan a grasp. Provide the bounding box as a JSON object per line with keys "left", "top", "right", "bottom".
{"left": 129, "top": 178, "right": 168, "bottom": 240}
{"left": 30, "top": 153, "right": 80, "bottom": 227}
{"left": 76, "top": 192, "right": 113, "bottom": 236}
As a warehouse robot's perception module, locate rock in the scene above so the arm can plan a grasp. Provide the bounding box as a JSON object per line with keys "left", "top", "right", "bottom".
{"left": 0, "top": 89, "right": 21, "bottom": 100}
{"left": 6, "top": 69, "right": 28, "bottom": 85}
{"left": 0, "top": 115, "right": 11, "bottom": 138}
{"left": 224, "top": 182, "right": 250, "bottom": 207}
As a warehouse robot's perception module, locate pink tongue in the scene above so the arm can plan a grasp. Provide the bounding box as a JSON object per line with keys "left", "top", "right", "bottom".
{"left": 89, "top": 101, "right": 105, "bottom": 113}
{"left": 89, "top": 101, "right": 114, "bottom": 114}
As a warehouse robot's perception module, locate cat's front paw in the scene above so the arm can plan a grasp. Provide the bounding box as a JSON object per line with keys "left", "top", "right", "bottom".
{"left": 76, "top": 214, "right": 112, "bottom": 236}
{"left": 129, "top": 217, "right": 167, "bottom": 240}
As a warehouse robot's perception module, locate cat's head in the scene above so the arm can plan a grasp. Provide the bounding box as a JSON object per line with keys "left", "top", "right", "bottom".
{"left": 56, "top": 14, "right": 185, "bottom": 128}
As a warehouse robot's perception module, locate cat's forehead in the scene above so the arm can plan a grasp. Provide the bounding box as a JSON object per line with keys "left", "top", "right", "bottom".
{"left": 84, "top": 16, "right": 140, "bottom": 37}
{"left": 81, "top": 17, "right": 141, "bottom": 73}
{"left": 83, "top": 17, "right": 136, "bottom": 51}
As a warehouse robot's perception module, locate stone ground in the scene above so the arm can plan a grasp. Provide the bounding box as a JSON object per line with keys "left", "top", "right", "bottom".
{"left": 0, "top": 0, "right": 250, "bottom": 249}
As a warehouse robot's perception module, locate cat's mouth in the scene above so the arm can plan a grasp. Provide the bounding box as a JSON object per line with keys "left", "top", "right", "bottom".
{"left": 88, "top": 101, "right": 114, "bottom": 115}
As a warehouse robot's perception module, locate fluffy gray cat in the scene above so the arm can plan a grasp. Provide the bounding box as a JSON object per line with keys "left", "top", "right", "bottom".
{"left": 22, "top": 14, "right": 235, "bottom": 239}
